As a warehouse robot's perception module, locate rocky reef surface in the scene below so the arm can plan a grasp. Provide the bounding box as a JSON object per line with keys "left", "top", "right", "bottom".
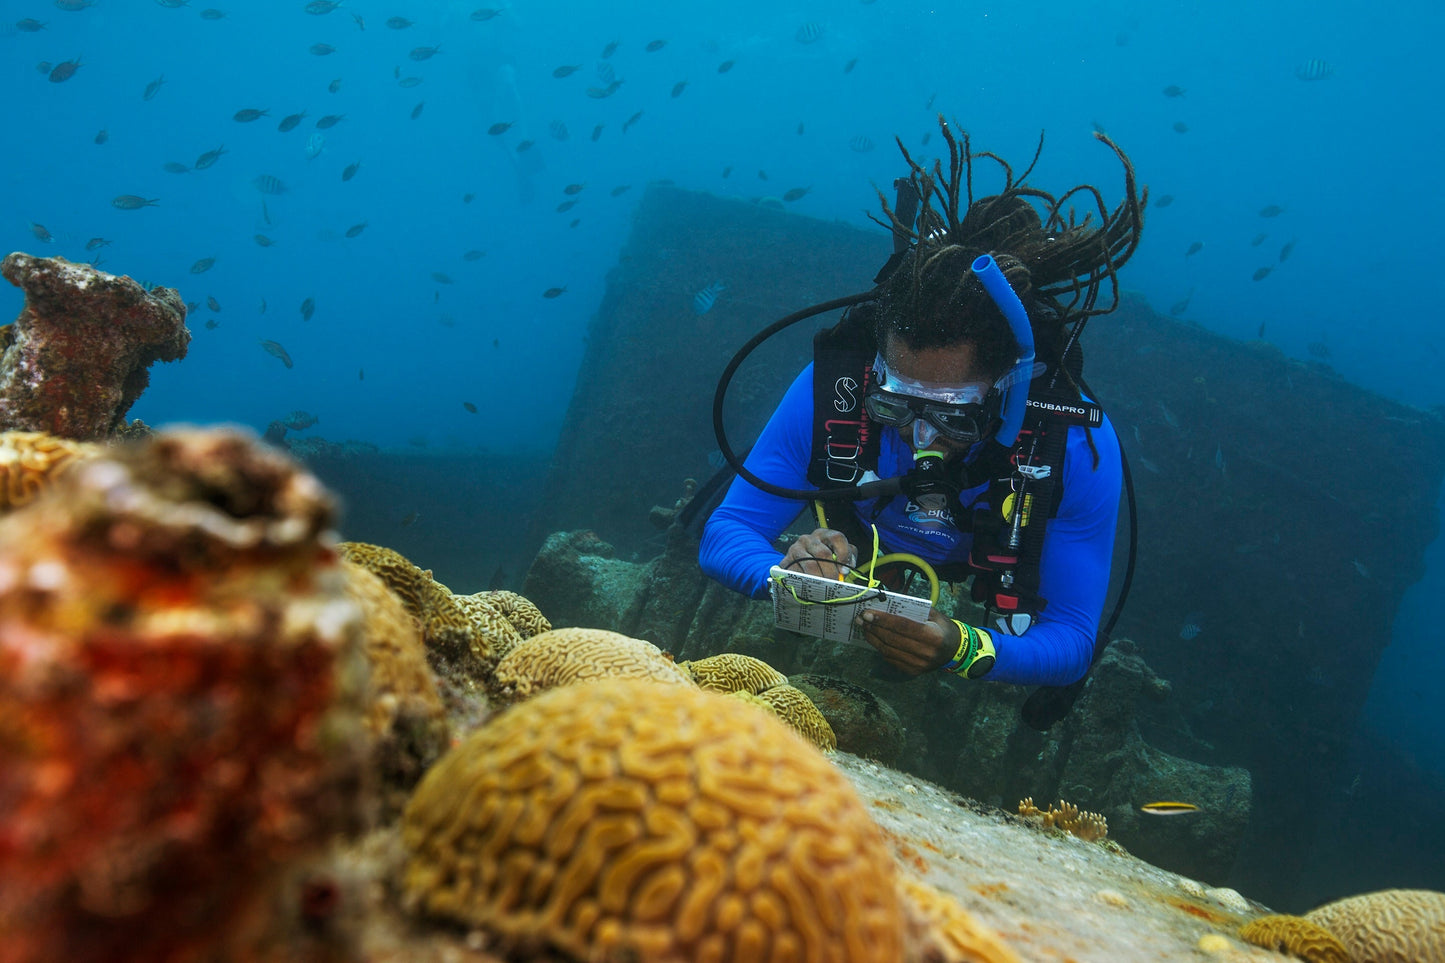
{"left": 0, "top": 427, "right": 1438, "bottom": 961}
{"left": 0, "top": 253, "right": 189, "bottom": 439}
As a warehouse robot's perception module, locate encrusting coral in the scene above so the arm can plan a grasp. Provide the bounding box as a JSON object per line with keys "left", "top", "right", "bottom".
{"left": 0, "top": 427, "right": 370, "bottom": 963}
{"left": 898, "top": 876, "right": 1022, "bottom": 963}
{"left": 0, "top": 253, "right": 190, "bottom": 439}
{"left": 400, "top": 677, "right": 909, "bottom": 961}
{"left": 0, "top": 430, "right": 100, "bottom": 512}
{"left": 1237, "top": 914, "right": 1351, "bottom": 963}
{"left": 1018, "top": 797, "right": 1109, "bottom": 843}
{"left": 1305, "top": 888, "right": 1445, "bottom": 963}
{"left": 492, "top": 626, "right": 695, "bottom": 702}
{"left": 339, "top": 559, "right": 451, "bottom": 819}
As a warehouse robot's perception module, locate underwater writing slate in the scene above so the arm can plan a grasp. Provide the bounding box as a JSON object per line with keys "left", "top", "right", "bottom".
{"left": 768, "top": 566, "right": 932, "bottom": 646}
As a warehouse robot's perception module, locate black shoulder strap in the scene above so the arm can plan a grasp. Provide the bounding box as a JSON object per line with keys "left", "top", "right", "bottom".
{"left": 806, "top": 306, "right": 882, "bottom": 488}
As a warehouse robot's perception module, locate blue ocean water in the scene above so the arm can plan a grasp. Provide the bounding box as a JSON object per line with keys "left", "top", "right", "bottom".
{"left": 4, "top": 0, "right": 1443, "bottom": 813}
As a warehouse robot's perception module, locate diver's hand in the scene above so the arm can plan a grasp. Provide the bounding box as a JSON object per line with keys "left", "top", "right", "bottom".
{"left": 855, "top": 607, "right": 957, "bottom": 676}
{"left": 780, "top": 528, "right": 857, "bottom": 580}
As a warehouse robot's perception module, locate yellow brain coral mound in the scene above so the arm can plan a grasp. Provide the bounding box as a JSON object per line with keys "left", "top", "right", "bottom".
{"left": 338, "top": 542, "right": 487, "bottom": 668}
{"left": 1238, "top": 914, "right": 1351, "bottom": 963}
{"left": 492, "top": 627, "right": 695, "bottom": 702}
{"left": 680, "top": 651, "right": 789, "bottom": 694}
{"left": 340, "top": 560, "right": 450, "bottom": 815}
{"left": 1017, "top": 797, "right": 1109, "bottom": 842}
{"left": 756, "top": 682, "right": 839, "bottom": 752}
{"left": 0, "top": 430, "right": 98, "bottom": 511}
{"left": 898, "top": 877, "right": 1022, "bottom": 963}
{"left": 451, "top": 592, "right": 525, "bottom": 658}
{"left": 401, "top": 678, "right": 907, "bottom": 962}
{"left": 475, "top": 588, "right": 552, "bottom": 639}
{"left": 1305, "top": 889, "right": 1445, "bottom": 963}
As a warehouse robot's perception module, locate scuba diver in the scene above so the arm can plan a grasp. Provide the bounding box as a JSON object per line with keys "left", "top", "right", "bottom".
{"left": 697, "top": 119, "right": 1145, "bottom": 695}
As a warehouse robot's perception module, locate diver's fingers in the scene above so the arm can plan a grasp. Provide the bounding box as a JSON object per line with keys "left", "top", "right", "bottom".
{"left": 785, "top": 531, "right": 849, "bottom": 578}
{"left": 859, "top": 612, "right": 947, "bottom": 669}
{"left": 812, "top": 529, "right": 856, "bottom": 568}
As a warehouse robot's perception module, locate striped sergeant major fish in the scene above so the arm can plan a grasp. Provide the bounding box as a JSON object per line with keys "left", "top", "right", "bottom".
{"left": 1294, "top": 58, "right": 1334, "bottom": 81}
{"left": 693, "top": 280, "right": 726, "bottom": 315}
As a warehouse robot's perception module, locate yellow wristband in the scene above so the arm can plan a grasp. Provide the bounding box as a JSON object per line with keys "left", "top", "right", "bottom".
{"left": 943, "top": 620, "right": 997, "bottom": 679}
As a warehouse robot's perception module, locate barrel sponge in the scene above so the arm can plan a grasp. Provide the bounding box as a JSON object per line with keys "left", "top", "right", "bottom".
{"left": 0, "top": 431, "right": 99, "bottom": 511}
{"left": 400, "top": 677, "right": 907, "bottom": 961}
{"left": 898, "top": 877, "right": 1022, "bottom": 963}
{"left": 492, "top": 627, "right": 694, "bottom": 702}
{"left": 1238, "top": 915, "right": 1351, "bottom": 963}
{"left": 756, "top": 682, "right": 838, "bottom": 753}
{"left": 681, "top": 652, "right": 789, "bottom": 694}
{"left": 1305, "top": 889, "right": 1445, "bottom": 963}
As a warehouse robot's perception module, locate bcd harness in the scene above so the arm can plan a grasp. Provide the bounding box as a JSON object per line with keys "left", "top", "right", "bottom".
{"left": 805, "top": 307, "right": 1103, "bottom": 636}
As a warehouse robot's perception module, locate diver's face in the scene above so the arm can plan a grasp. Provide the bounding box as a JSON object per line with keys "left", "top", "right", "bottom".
{"left": 881, "top": 335, "right": 992, "bottom": 455}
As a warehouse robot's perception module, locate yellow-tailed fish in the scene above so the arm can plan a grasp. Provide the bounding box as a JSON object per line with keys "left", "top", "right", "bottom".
{"left": 1140, "top": 801, "right": 1200, "bottom": 815}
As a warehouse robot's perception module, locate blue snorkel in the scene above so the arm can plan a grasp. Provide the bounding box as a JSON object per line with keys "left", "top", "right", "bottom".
{"left": 971, "top": 254, "right": 1034, "bottom": 447}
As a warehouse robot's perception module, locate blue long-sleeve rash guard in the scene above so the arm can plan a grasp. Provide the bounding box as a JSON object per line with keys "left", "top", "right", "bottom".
{"left": 699, "top": 363, "right": 1123, "bottom": 687}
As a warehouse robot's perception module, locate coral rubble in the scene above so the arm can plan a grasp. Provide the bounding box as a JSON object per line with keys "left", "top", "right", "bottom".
{"left": 0, "top": 253, "right": 190, "bottom": 439}
{"left": 400, "top": 677, "right": 908, "bottom": 961}
{"left": 0, "top": 428, "right": 369, "bottom": 962}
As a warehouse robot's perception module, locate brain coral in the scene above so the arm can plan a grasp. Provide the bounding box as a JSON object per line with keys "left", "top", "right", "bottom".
{"left": 401, "top": 677, "right": 906, "bottom": 961}
{"left": 1238, "top": 914, "right": 1350, "bottom": 963}
{"left": 475, "top": 588, "right": 552, "bottom": 638}
{"left": 492, "top": 627, "right": 694, "bottom": 702}
{"left": 756, "top": 682, "right": 839, "bottom": 752}
{"left": 451, "top": 591, "right": 525, "bottom": 659}
{"left": 0, "top": 431, "right": 99, "bottom": 511}
{"left": 0, "top": 428, "right": 367, "bottom": 962}
{"left": 1305, "top": 889, "right": 1445, "bottom": 963}
{"left": 340, "top": 559, "right": 450, "bottom": 817}
{"left": 681, "top": 652, "right": 789, "bottom": 694}
{"left": 338, "top": 542, "right": 489, "bottom": 671}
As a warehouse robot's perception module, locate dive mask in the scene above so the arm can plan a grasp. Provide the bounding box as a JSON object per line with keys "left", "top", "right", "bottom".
{"left": 863, "top": 353, "right": 997, "bottom": 445}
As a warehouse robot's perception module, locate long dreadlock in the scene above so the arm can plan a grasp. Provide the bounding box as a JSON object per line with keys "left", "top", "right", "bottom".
{"left": 867, "top": 116, "right": 1146, "bottom": 387}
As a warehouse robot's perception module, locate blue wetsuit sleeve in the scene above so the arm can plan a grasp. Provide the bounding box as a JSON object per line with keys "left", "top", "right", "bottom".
{"left": 699, "top": 365, "right": 818, "bottom": 598}
{"left": 987, "top": 416, "right": 1123, "bottom": 686}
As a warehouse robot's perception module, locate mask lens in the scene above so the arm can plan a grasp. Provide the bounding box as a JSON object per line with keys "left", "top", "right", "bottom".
{"left": 864, "top": 391, "right": 916, "bottom": 427}
{"left": 926, "top": 407, "right": 982, "bottom": 443}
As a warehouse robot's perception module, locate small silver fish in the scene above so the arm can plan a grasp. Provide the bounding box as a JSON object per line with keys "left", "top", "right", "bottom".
{"left": 304, "top": 132, "right": 325, "bottom": 159}
{"left": 693, "top": 281, "right": 725, "bottom": 315}
{"left": 795, "top": 21, "right": 825, "bottom": 43}
{"left": 252, "top": 174, "right": 287, "bottom": 195}
{"left": 259, "top": 339, "right": 293, "bottom": 368}
{"left": 29, "top": 223, "right": 53, "bottom": 243}
{"left": 283, "top": 410, "right": 319, "bottom": 430}
{"left": 143, "top": 75, "right": 165, "bottom": 100}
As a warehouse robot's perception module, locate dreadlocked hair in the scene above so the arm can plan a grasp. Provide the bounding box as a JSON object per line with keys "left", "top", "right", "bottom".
{"left": 869, "top": 116, "right": 1146, "bottom": 388}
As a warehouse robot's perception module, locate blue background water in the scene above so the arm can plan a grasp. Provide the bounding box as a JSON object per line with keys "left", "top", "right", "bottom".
{"left": 4, "top": 0, "right": 1442, "bottom": 847}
